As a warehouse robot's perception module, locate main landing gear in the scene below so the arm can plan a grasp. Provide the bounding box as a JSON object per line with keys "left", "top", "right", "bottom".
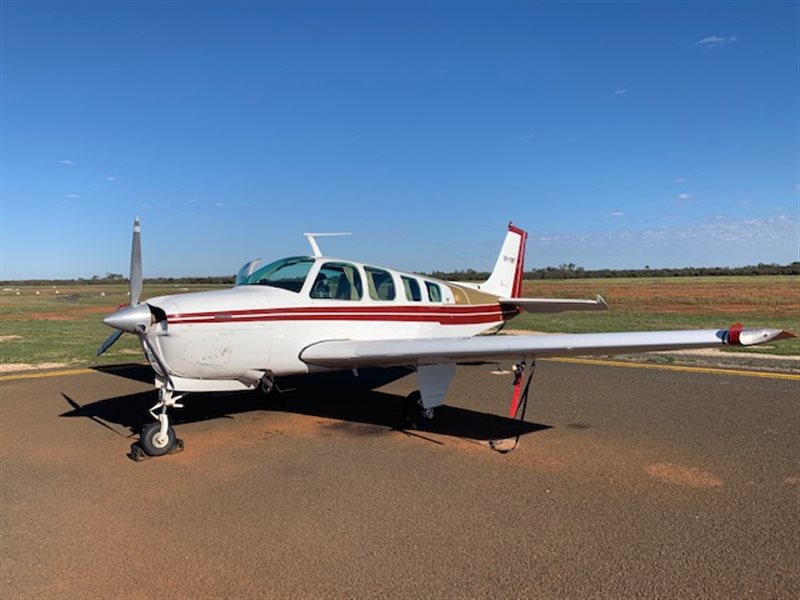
{"left": 405, "top": 391, "right": 435, "bottom": 429}
{"left": 130, "top": 388, "right": 186, "bottom": 461}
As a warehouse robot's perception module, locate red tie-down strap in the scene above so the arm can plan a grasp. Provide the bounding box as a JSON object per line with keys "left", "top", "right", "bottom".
{"left": 508, "top": 364, "right": 525, "bottom": 417}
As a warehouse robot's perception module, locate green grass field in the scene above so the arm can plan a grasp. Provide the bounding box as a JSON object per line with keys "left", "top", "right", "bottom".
{"left": 0, "top": 276, "right": 797, "bottom": 371}
{"left": 0, "top": 283, "right": 226, "bottom": 369}
{"left": 511, "top": 276, "right": 799, "bottom": 356}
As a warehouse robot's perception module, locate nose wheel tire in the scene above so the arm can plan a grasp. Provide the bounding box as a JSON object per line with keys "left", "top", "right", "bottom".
{"left": 140, "top": 421, "right": 177, "bottom": 456}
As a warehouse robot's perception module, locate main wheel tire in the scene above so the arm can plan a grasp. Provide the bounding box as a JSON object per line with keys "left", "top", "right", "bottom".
{"left": 405, "top": 391, "right": 433, "bottom": 429}
{"left": 140, "top": 421, "right": 177, "bottom": 456}
{"left": 259, "top": 378, "right": 274, "bottom": 395}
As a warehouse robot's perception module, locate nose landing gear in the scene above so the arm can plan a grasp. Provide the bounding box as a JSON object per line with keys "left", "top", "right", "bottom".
{"left": 129, "top": 388, "right": 186, "bottom": 461}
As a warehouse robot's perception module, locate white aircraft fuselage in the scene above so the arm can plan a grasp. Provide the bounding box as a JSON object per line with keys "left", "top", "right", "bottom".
{"left": 142, "top": 258, "right": 516, "bottom": 392}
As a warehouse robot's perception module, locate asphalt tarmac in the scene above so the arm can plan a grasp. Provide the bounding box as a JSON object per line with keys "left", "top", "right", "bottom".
{"left": 1, "top": 361, "right": 798, "bottom": 598}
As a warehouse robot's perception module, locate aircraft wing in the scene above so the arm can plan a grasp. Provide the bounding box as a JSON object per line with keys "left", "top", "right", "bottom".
{"left": 500, "top": 295, "right": 608, "bottom": 313}
{"left": 299, "top": 326, "right": 793, "bottom": 369}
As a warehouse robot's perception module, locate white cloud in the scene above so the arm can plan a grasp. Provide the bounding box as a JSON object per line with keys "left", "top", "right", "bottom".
{"left": 66, "top": 193, "right": 80, "bottom": 199}
{"left": 215, "top": 202, "right": 225, "bottom": 207}
{"left": 696, "top": 35, "right": 738, "bottom": 46}
{"left": 613, "top": 88, "right": 629, "bottom": 96}
{"left": 676, "top": 193, "right": 693, "bottom": 201}
{"left": 606, "top": 211, "right": 624, "bottom": 217}
{"left": 529, "top": 215, "right": 797, "bottom": 252}
{"left": 58, "top": 159, "right": 75, "bottom": 166}
{"left": 106, "top": 176, "right": 116, "bottom": 181}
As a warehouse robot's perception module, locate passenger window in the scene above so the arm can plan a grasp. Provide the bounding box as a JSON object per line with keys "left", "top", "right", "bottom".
{"left": 365, "top": 267, "right": 396, "bottom": 301}
{"left": 310, "top": 262, "right": 363, "bottom": 300}
{"left": 401, "top": 276, "right": 422, "bottom": 302}
{"left": 425, "top": 281, "right": 442, "bottom": 303}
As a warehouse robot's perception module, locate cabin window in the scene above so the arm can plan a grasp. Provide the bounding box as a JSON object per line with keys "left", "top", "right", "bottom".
{"left": 310, "top": 262, "right": 363, "bottom": 300}
{"left": 401, "top": 276, "right": 422, "bottom": 302}
{"left": 365, "top": 267, "right": 396, "bottom": 301}
{"left": 425, "top": 281, "right": 442, "bottom": 303}
{"left": 237, "top": 256, "right": 314, "bottom": 293}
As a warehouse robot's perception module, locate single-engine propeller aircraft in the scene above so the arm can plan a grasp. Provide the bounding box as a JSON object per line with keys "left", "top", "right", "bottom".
{"left": 98, "top": 219, "right": 793, "bottom": 457}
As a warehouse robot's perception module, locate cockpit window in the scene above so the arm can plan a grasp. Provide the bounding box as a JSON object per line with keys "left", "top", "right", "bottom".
{"left": 235, "top": 259, "right": 261, "bottom": 285}
{"left": 310, "top": 262, "right": 363, "bottom": 300}
{"left": 236, "top": 256, "right": 314, "bottom": 293}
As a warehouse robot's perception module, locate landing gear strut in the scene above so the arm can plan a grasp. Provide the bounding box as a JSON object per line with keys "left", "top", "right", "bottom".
{"left": 130, "top": 387, "right": 185, "bottom": 460}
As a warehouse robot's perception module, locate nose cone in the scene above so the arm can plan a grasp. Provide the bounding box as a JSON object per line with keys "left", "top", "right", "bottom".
{"left": 103, "top": 303, "right": 153, "bottom": 334}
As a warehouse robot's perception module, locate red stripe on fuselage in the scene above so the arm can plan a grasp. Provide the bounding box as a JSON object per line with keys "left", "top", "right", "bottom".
{"left": 166, "top": 304, "right": 519, "bottom": 326}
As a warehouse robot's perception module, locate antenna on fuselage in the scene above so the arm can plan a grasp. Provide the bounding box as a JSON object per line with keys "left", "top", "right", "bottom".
{"left": 303, "top": 232, "right": 352, "bottom": 257}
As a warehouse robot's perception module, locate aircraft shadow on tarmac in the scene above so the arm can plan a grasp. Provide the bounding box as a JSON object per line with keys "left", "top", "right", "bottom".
{"left": 60, "top": 364, "right": 550, "bottom": 443}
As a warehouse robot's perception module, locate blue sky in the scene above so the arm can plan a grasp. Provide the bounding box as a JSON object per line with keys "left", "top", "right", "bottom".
{"left": 1, "top": 1, "right": 798, "bottom": 279}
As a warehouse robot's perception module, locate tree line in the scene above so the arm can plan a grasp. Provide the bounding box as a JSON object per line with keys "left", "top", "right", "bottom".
{"left": 2, "top": 262, "right": 798, "bottom": 286}
{"left": 430, "top": 262, "right": 800, "bottom": 281}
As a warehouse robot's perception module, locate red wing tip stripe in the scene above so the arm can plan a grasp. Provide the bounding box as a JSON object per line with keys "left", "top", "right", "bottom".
{"left": 728, "top": 323, "right": 744, "bottom": 345}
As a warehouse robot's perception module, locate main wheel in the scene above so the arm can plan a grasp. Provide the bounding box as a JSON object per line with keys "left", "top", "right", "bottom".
{"left": 405, "top": 391, "right": 434, "bottom": 429}
{"left": 140, "top": 421, "right": 177, "bottom": 456}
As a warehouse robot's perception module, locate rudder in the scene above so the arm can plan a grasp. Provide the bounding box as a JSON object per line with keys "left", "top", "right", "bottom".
{"left": 476, "top": 223, "right": 528, "bottom": 298}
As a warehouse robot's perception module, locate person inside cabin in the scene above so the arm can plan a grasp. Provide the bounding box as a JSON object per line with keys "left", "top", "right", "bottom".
{"left": 312, "top": 273, "right": 330, "bottom": 298}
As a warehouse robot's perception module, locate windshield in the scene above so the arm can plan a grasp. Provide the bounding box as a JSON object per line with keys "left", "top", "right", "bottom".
{"left": 236, "top": 256, "right": 315, "bottom": 293}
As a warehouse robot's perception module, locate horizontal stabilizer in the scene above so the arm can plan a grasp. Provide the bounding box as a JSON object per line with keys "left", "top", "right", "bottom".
{"left": 501, "top": 295, "right": 608, "bottom": 313}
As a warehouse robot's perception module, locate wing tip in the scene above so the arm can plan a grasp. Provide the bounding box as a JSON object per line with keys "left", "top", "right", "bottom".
{"left": 729, "top": 326, "right": 797, "bottom": 346}
{"left": 774, "top": 330, "right": 797, "bottom": 341}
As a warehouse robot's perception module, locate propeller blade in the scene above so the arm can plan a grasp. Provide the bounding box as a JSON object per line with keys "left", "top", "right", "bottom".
{"left": 96, "top": 329, "right": 123, "bottom": 357}
{"left": 130, "top": 217, "right": 142, "bottom": 305}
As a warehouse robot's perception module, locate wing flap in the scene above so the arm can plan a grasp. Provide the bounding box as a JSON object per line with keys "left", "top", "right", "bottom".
{"left": 500, "top": 295, "right": 609, "bottom": 313}
{"left": 300, "top": 327, "right": 791, "bottom": 369}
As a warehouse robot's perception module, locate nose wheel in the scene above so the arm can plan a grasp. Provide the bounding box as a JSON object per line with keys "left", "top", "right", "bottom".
{"left": 139, "top": 421, "right": 177, "bottom": 456}
{"left": 129, "top": 388, "right": 185, "bottom": 461}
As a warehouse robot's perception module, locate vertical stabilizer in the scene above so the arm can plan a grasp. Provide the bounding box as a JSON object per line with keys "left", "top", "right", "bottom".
{"left": 476, "top": 223, "right": 528, "bottom": 298}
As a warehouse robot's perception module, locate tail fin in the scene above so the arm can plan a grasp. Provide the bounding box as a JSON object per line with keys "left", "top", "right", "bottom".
{"left": 477, "top": 223, "right": 528, "bottom": 298}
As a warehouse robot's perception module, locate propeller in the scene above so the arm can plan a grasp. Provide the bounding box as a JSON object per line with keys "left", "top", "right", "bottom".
{"left": 130, "top": 217, "right": 142, "bottom": 306}
{"left": 97, "top": 329, "right": 123, "bottom": 356}
{"left": 97, "top": 218, "right": 154, "bottom": 356}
